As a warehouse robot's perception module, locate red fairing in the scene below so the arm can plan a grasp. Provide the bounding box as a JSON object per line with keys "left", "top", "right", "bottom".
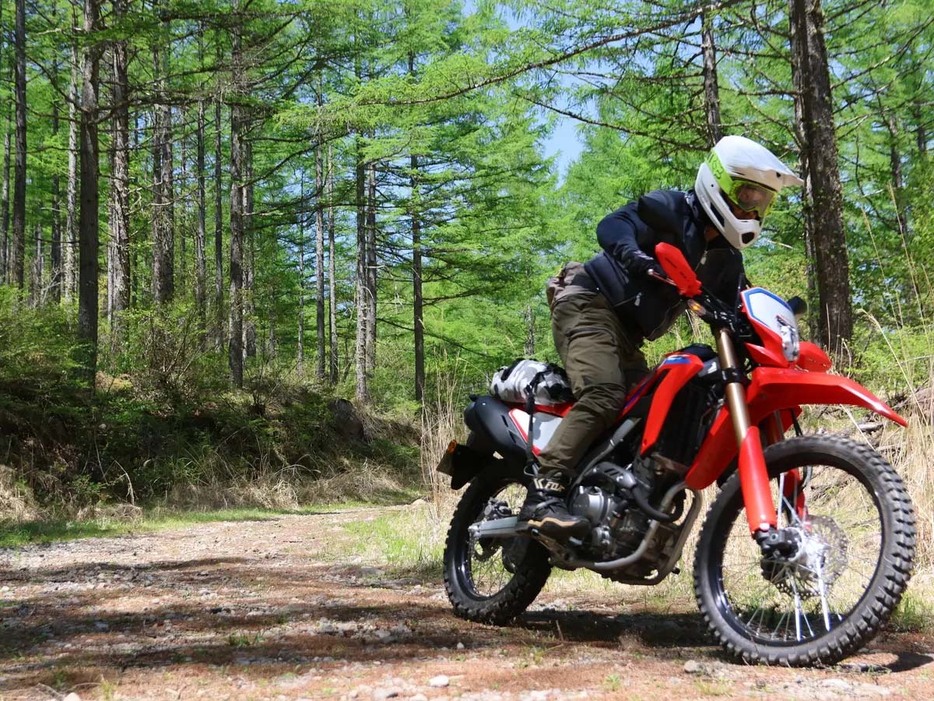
{"left": 684, "top": 366, "right": 907, "bottom": 490}
{"left": 639, "top": 354, "right": 706, "bottom": 455}
{"left": 741, "top": 288, "right": 795, "bottom": 367}
{"left": 797, "top": 341, "right": 832, "bottom": 372}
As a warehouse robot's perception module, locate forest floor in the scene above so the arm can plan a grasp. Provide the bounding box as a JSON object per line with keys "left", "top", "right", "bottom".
{"left": 2, "top": 505, "right": 934, "bottom": 701}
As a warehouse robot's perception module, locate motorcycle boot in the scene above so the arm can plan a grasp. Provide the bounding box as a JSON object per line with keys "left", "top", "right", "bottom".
{"left": 518, "top": 471, "right": 589, "bottom": 540}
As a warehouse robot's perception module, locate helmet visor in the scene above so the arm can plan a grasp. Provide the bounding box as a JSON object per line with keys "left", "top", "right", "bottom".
{"left": 706, "top": 152, "right": 778, "bottom": 219}
{"left": 730, "top": 180, "right": 776, "bottom": 218}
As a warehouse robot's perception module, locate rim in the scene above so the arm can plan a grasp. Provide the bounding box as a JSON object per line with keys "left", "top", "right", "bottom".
{"left": 711, "top": 461, "right": 883, "bottom": 645}
{"left": 456, "top": 481, "right": 530, "bottom": 599}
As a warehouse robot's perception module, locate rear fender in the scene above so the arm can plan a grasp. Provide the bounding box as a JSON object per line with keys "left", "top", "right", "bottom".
{"left": 684, "top": 367, "right": 906, "bottom": 490}
{"left": 436, "top": 441, "right": 503, "bottom": 490}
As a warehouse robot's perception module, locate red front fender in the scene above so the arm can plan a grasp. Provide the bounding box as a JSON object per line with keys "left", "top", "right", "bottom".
{"left": 684, "top": 367, "right": 906, "bottom": 490}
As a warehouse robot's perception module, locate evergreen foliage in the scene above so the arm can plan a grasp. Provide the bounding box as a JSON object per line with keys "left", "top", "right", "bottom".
{"left": 0, "top": 0, "right": 930, "bottom": 507}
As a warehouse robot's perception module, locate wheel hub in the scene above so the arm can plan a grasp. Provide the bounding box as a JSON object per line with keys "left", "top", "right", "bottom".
{"left": 760, "top": 517, "right": 848, "bottom": 598}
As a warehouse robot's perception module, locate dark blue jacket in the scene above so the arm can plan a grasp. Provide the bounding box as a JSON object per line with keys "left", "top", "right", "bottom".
{"left": 584, "top": 189, "right": 746, "bottom": 340}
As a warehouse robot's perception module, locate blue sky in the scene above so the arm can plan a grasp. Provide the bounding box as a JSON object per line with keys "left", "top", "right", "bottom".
{"left": 542, "top": 116, "right": 584, "bottom": 178}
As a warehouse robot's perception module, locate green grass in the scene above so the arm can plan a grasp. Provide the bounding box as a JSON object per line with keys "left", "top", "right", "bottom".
{"left": 339, "top": 504, "right": 446, "bottom": 577}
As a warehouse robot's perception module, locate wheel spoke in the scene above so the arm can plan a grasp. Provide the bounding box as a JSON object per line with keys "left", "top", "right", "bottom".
{"left": 696, "top": 435, "right": 914, "bottom": 664}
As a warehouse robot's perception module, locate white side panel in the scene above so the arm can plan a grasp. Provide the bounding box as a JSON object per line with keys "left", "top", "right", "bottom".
{"left": 509, "top": 409, "right": 564, "bottom": 452}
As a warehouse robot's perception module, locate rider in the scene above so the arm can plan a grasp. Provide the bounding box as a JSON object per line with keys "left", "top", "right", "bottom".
{"left": 518, "top": 135, "right": 805, "bottom": 540}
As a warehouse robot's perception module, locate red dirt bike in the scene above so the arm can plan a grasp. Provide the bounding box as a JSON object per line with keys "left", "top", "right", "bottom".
{"left": 437, "top": 243, "right": 916, "bottom": 666}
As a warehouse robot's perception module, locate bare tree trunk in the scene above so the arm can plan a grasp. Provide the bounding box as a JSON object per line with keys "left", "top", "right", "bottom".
{"left": 30, "top": 222, "right": 42, "bottom": 306}
{"left": 883, "top": 112, "right": 908, "bottom": 239}
{"left": 228, "top": 7, "right": 245, "bottom": 388}
{"left": 354, "top": 143, "right": 369, "bottom": 402}
{"left": 297, "top": 175, "right": 306, "bottom": 375}
{"left": 49, "top": 35, "right": 63, "bottom": 303}
{"left": 315, "top": 138, "right": 326, "bottom": 381}
{"left": 0, "top": 0, "right": 4, "bottom": 284}
{"left": 110, "top": 0, "right": 131, "bottom": 348}
{"left": 1, "top": 107, "right": 11, "bottom": 284}
{"left": 64, "top": 28, "right": 80, "bottom": 303}
{"left": 214, "top": 95, "right": 225, "bottom": 349}
{"left": 365, "top": 160, "right": 377, "bottom": 374}
{"left": 327, "top": 143, "right": 338, "bottom": 384}
{"left": 195, "top": 97, "right": 208, "bottom": 337}
{"left": 10, "top": 0, "right": 27, "bottom": 288}
{"left": 789, "top": 0, "right": 852, "bottom": 357}
{"left": 151, "top": 15, "right": 174, "bottom": 304}
{"left": 78, "top": 0, "right": 102, "bottom": 384}
{"left": 701, "top": 11, "right": 722, "bottom": 148}
{"left": 243, "top": 140, "right": 256, "bottom": 360}
{"left": 411, "top": 154, "right": 425, "bottom": 403}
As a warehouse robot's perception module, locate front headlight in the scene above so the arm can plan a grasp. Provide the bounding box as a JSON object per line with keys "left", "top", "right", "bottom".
{"left": 779, "top": 321, "right": 800, "bottom": 363}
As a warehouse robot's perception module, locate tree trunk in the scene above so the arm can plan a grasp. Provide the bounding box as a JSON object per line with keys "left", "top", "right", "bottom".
{"left": 411, "top": 154, "right": 424, "bottom": 403}
{"left": 327, "top": 143, "right": 338, "bottom": 384}
{"left": 354, "top": 142, "right": 369, "bottom": 402}
{"left": 315, "top": 137, "right": 326, "bottom": 381}
{"left": 64, "top": 31, "right": 80, "bottom": 303}
{"left": 701, "top": 11, "right": 722, "bottom": 148}
{"left": 110, "top": 0, "right": 131, "bottom": 347}
{"left": 297, "top": 175, "right": 306, "bottom": 374}
{"left": 151, "top": 15, "right": 174, "bottom": 304}
{"left": 10, "top": 0, "right": 27, "bottom": 288}
{"left": 1, "top": 107, "right": 11, "bottom": 285}
{"left": 214, "top": 94, "right": 225, "bottom": 350}
{"left": 30, "top": 222, "right": 42, "bottom": 306}
{"left": 50, "top": 43, "right": 63, "bottom": 303}
{"left": 195, "top": 97, "right": 208, "bottom": 337}
{"left": 228, "top": 8, "right": 245, "bottom": 388}
{"left": 789, "top": 0, "right": 852, "bottom": 357}
{"left": 365, "top": 160, "right": 377, "bottom": 374}
{"left": 243, "top": 139, "right": 256, "bottom": 360}
{"left": 78, "top": 0, "right": 102, "bottom": 384}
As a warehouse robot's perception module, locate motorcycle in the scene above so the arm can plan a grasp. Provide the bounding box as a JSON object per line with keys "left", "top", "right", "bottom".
{"left": 436, "top": 243, "right": 916, "bottom": 666}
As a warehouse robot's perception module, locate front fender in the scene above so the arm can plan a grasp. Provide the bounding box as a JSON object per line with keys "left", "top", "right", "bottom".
{"left": 684, "top": 367, "right": 906, "bottom": 490}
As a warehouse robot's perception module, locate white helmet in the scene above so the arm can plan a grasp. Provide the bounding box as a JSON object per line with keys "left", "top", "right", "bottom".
{"left": 694, "top": 135, "right": 804, "bottom": 249}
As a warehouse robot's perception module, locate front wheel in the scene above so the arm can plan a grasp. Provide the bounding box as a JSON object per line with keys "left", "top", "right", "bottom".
{"left": 694, "top": 434, "right": 915, "bottom": 666}
{"left": 443, "top": 465, "right": 551, "bottom": 624}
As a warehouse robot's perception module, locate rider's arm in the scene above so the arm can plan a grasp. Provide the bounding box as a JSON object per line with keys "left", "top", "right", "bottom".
{"left": 596, "top": 203, "right": 658, "bottom": 276}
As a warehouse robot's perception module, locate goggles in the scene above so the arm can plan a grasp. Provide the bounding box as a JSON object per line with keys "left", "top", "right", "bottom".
{"left": 707, "top": 153, "right": 778, "bottom": 219}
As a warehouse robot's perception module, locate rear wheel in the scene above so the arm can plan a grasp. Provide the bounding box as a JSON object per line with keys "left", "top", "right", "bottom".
{"left": 443, "top": 465, "right": 551, "bottom": 624}
{"left": 694, "top": 435, "right": 915, "bottom": 666}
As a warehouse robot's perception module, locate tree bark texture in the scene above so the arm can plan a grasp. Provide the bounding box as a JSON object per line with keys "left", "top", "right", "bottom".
{"left": 196, "top": 97, "right": 208, "bottom": 336}
{"left": 701, "top": 11, "right": 723, "bottom": 148}
{"left": 50, "top": 75, "right": 63, "bottom": 304}
{"left": 78, "top": 0, "right": 102, "bottom": 383}
{"left": 411, "top": 155, "right": 424, "bottom": 403}
{"left": 365, "top": 160, "right": 377, "bottom": 374}
{"left": 243, "top": 140, "right": 256, "bottom": 360}
{"left": 1, "top": 108, "right": 11, "bottom": 284}
{"left": 327, "top": 143, "right": 338, "bottom": 384}
{"left": 110, "top": 0, "right": 131, "bottom": 342}
{"left": 11, "top": 0, "right": 27, "bottom": 288}
{"left": 354, "top": 144, "right": 369, "bottom": 402}
{"left": 64, "top": 33, "right": 80, "bottom": 303}
{"left": 789, "top": 0, "right": 852, "bottom": 356}
{"left": 214, "top": 96, "right": 225, "bottom": 350}
{"left": 315, "top": 141, "right": 326, "bottom": 381}
{"left": 228, "top": 11, "right": 245, "bottom": 388}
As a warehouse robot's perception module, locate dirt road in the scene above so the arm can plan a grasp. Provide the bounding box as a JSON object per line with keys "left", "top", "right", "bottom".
{"left": 1, "top": 507, "right": 932, "bottom": 700}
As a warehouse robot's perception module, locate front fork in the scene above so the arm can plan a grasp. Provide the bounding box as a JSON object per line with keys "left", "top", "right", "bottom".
{"left": 716, "top": 329, "right": 795, "bottom": 550}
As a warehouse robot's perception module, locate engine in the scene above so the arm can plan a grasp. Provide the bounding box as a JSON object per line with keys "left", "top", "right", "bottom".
{"left": 569, "top": 458, "right": 659, "bottom": 560}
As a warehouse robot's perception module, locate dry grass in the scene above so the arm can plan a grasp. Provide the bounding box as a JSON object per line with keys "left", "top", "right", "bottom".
{"left": 0, "top": 465, "right": 38, "bottom": 521}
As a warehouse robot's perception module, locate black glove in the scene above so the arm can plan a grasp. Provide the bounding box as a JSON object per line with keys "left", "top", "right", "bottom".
{"left": 627, "top": 252, "right": 658, "bottom": 277}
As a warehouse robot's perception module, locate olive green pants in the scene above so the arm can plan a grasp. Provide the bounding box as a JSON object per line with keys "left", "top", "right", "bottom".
{"left": 538, "top": 275, "right": 648, "bottom": 481}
